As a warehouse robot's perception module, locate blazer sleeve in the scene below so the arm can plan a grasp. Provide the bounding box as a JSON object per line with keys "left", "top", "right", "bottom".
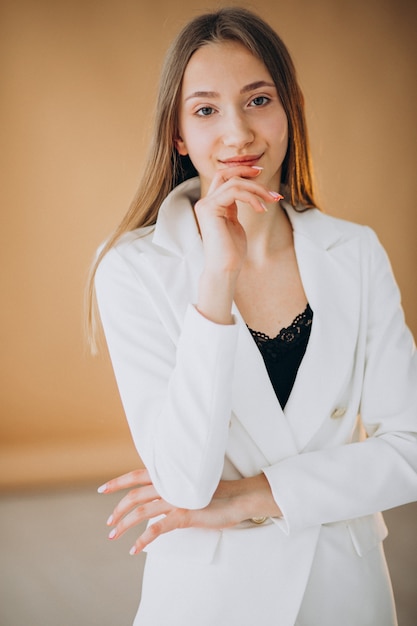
{"left": 95, "top": 244, "right": 238, "bottom": 509}
{"left": 263, "top": 228, "right": 417, "bottom": 533}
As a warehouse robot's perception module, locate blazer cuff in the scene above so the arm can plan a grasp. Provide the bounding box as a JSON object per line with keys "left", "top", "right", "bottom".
{"left": 262, "top": 467, "right": 290, "bottom": 535}
{"left": 191, "top": 304, "right": 237, "bottom": 328}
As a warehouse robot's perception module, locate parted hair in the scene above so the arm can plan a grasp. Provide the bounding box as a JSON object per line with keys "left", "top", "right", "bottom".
{"left": 86, "top": 7, "right": 317, "bottom": 350}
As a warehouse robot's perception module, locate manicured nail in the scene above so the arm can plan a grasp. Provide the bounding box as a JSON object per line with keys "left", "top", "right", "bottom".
{"left": 129, "top": 546, "right": 137, "bottom": 556}
{"left": 108, "top": 528, "right": 117, "bottom": 539}
{"left": 97, "top": 484, "right": 107, "bottom": 494}
{"left": 251, "top": 166, "right": 263, "bottom": 171}
{"left": 261, "top": 202, "right": 268, "bottom": 212}
{"left": 106, "top": 514, "right": 113, "bottom": 526}
{"left": 269, "top": 191, "right": 284, "bottom": 201}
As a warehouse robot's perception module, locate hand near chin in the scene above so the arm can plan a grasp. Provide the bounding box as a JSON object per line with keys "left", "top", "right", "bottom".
{"left": 98, "top": 469, "right": 270, "bottom": 555}
{"left": 194, "top": 165, "right": 282, "bottom": 273}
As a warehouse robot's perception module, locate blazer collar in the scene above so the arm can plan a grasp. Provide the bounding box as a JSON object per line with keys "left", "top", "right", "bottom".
{"left": 282, "top": 201, "right": 345, "bottom": 252}
{"left": 152, "top": 177, "right": 345, "bottom": 256}
{"left": 152, "top": 178, "right": 201, "bottom": 256}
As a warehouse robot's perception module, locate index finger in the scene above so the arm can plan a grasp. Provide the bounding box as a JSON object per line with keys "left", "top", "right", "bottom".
{"left": 206, "top": 165, "right": 263, "bottom": 193}
{"left": 97, "top": 467, "right": 151, "bottom": 494}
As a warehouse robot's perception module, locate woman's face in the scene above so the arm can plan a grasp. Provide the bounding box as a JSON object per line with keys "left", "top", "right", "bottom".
{"left": 176, "top": 41, "right": 288, "bottom": 197}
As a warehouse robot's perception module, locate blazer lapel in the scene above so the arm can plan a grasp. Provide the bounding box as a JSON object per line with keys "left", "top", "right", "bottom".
{"left": 139, "top": 179, "right": 203, "bottom": 340}
{"left": 283, "top": 206, "right": 362, "bottom": 450}
{"left": 230, "top": 309, "right": 299, "bottom": 465}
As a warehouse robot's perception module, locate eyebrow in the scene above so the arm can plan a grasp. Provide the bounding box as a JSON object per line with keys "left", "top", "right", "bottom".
{"left": 184, "top": 81, "right": 276, "bottom": 101}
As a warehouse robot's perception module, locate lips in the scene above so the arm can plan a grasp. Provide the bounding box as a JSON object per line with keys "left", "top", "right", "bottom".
{"left": 219, "top": 154, "right": 263, "bottom": 167}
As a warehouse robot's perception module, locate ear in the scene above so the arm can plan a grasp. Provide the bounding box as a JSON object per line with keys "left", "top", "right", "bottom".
{"left": 174, "top": 136, "right": 188, "bottom": 156}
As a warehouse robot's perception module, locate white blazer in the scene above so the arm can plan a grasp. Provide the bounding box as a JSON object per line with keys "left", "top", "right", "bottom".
{"left": 95, "top": 178, "right": 417, "bottom": 626}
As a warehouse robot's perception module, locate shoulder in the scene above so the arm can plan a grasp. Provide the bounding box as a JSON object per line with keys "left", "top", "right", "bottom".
{"left": 286, "top": 203, "right": 379, "bottom": 251}
{"left": 111, "top": 225, "right": 156, "bottom": 259}
{"left": 319, "top": 211, "right": 373, "bottom": 236}
{"left": 95, "top": 226, "right": 157, "bottom": 290}
{"left": 319, "top": 211, "right": 380, "bottom": 246}
{"left": 318, "top": 212, "right": 385, "bottom": 255}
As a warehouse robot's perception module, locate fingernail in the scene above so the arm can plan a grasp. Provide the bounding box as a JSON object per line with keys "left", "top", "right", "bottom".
{"left": 269, "top": 191, "right": 284, "bottom": 201}
{"left": 97, "top": 484, "right": 107, "bottom": 494}
{"left": 108, "top": 528, "right": 117, "bottom": 540}
{"left": 251, "top": 166, "right": 263, "bottom": 171}
{"left": 106, "top": 514, "right": 113, "bottom": 526}
{"left": 261, "top": 202, "right": 268, "bottom": 212}
{"left": 129, "top": 546, "right": 137, "bottom": 556}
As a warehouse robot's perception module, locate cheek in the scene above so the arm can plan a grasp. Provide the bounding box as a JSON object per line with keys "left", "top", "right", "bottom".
{"left": 264, "top": 108, "right": 288, "bottom": 146}
{"left": 276, "top": 116, "right": 289, "bottom": 154}
{"left": 186, "top": 132, "right": 213, "bottom": 163}
{"left": 277, "top": 112, "right": 289, "bottom": 142}
{"left": 282, "top": 125, "right": 289, "bottom": 153}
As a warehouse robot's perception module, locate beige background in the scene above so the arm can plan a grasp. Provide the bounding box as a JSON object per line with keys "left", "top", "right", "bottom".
{"left": 1, "top": 0, "right": 416, "bottom": 489}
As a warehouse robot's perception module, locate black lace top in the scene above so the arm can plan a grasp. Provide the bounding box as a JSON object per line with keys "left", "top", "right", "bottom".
{"left": 248, "top": 304, "right": 313, "bottom": 409}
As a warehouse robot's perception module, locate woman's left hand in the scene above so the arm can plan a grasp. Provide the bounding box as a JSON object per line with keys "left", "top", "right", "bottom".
{"left": 98, "top": 469, "right": 281, "bottom": 555}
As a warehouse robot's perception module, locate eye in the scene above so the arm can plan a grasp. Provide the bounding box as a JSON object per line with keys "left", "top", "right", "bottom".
{"left": 196, "top": 106, "right": 215, "bottom": 117}
{"left": 250, "top": 95, "right": 270, "bottom": 107}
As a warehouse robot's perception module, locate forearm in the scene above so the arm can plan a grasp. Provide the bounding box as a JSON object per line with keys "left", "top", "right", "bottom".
{"left": 95, "top": 251, "right": 239, "bottom": 509}
{"left": 263, "top": 433, "right": 417, "bottom": 533}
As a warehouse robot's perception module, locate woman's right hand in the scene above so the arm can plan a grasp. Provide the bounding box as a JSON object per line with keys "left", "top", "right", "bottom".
{"left": 194, "top": 165, "right": 281, "bottom": 324}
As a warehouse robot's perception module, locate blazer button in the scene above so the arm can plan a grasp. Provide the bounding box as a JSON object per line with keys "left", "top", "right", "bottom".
{"left": 251, "top": 516, "right": 267, "bottom": 524}
{"left": 331, "top": 407, "right": 347, "bottom": 419}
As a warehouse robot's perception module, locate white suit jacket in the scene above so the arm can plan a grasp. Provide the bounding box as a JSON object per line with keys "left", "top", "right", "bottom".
{"left": 95, "top": 177, "right": 417, "bottom": 625}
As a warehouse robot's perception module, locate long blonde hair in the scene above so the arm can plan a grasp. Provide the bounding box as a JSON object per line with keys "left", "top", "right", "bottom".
{"left": 86, "top": 7, "right": 318, "bottom": 350}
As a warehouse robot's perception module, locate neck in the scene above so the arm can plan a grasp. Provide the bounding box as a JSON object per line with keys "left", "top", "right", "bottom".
{"left": 237, "top": 200, "right": 293, "bottom": 263}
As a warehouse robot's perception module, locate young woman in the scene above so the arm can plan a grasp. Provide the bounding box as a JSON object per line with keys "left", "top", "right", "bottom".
{"left": 89, "top": 7, "right": 417, "bottom": 626}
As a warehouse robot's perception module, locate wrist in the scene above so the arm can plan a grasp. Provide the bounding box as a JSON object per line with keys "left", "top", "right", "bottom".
{"left": 239, "top": 474, "right": 282, "bottom": 521}
{"left": 197, "top": 269, "right": 239, "bottom": 325}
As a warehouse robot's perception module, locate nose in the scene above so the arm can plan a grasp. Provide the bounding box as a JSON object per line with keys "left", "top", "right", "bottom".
{"left": 222, "top": 109, "right": 254, "bottom": 149}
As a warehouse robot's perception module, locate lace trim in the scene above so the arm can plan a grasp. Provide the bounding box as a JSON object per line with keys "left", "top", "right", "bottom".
{"left": 248, "top": 304, "right": 313, "bottom": 358}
